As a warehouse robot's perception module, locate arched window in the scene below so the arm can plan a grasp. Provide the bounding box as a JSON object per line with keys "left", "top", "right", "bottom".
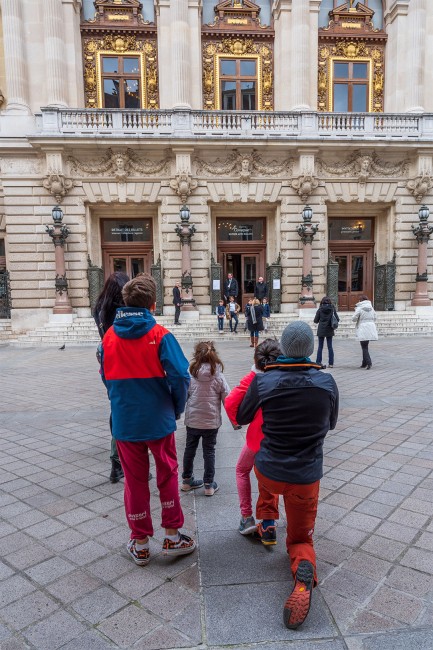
{"left": 319, "top": 1, "right": 383, "bottom": 30}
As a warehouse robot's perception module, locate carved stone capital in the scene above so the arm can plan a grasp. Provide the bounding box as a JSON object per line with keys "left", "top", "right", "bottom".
{"left": 42, "top": 173, "right": 74, "bottom": 203}
{"left": 407, "top": 173, "right": 433, "bottom": 203}
{"left": 291, "top": 173, "right": 319, "bottom": 202}
{"left": 170, "top": 170, "right": 198, "bottom": 203}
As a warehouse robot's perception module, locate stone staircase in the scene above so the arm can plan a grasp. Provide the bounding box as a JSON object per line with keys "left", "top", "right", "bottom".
{"left": 2, "top": 311, "right": 433, "bottom": 346}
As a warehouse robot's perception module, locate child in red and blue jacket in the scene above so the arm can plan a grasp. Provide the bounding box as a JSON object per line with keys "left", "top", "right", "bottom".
{"left": 101, "top": 274, "right": 196, "bottom": 566}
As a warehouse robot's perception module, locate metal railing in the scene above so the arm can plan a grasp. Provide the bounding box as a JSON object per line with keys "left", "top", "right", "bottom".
{"left": 36, "top": 108, "right": 433, "bottom": 140}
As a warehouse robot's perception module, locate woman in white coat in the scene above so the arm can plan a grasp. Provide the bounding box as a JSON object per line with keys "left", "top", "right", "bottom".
{"left": 352, "top": 294, "right": 378, "bottom": 369}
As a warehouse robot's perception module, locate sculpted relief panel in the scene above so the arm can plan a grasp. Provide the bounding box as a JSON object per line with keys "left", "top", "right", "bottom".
{"left": 68, "top": 149, "right": 171, "bottom": 181}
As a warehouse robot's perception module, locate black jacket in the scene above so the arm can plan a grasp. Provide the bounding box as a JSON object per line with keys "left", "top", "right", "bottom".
{"left": 237, "top": 360, "right": 339, "bottom": 484}
{"left": 223, "top": 277, "right": 239, "bottom": 299}
{"left": 246, "top": 304, "right": 264, "bottom": 333}
{"left": 172, "top": 286, "right": 181, "bottom": 305}
{"left": 254, "top": 281, "right": 268, "bottom": 300}
{"left": 314, "top": 304, "right": 339, "bottom": 338}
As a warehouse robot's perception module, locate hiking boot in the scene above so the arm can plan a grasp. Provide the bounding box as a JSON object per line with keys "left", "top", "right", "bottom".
{"left": 162, "top": 533, "right": 196, "bottom": 556}
{"left": 126, "top": 539, "right": 150, "bottom": 566}
{"left": 109, "top": 459, "right": 124, "bottom": 483}
{"left": 239, "top": 516, "right": 257, "bottom": 535}
{"left": 257, "top": 522, "right": 277, "bottom": 546}
{"left": 283, "top": 560, "right": 314, "bottom": 629}
{"left": 181, "top": 477, "right": 204, "bottom": 492}
{"left": 204, "top": 482, "right": 219, "bottom": 496}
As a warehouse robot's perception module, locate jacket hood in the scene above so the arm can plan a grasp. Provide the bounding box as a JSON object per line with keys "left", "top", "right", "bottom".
{"left": 320, "top": 304, "right": 333, "bottom": 314}
{"left": 113, "top": 307, "right": 156, "bottom": 339}
{"left": 192, "top": 363, "right": 221, "bottom": 382}
{"left": 357, "top": 300, "right": 373, "bottom": 311}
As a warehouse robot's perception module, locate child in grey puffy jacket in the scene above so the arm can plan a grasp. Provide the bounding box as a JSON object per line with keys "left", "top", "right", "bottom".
{"left": 181, "top": 341, "right": 230, "bottom": 496}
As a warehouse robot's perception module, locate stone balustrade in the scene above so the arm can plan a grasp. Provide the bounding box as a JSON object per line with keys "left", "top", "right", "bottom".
{"left": 35, "top": 108, "right": 433, "bottom": 141}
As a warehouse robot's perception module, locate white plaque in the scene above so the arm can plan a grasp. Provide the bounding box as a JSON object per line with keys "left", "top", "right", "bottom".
{"left": 213, "top": 279, "right": 221, "bottom": 290}
{"left": 273, "top": 279, "right": 281, "bottom": 290}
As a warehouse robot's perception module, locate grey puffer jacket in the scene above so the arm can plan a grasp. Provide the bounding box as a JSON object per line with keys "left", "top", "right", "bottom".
{"left": 352, "top": 300, "right": 378, "bottom": 341}
{"left": 184, "top": 363, "right": 230, "bottom": 429}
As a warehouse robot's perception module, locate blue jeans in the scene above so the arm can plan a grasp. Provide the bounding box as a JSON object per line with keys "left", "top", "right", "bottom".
{"left": 217, "top": 317, "right": 224, "bottom": 331}
{"left": 230, "top": 313, "right": 238, "bottom": 332}
{"left": 316, "top": 336, "right": 334, "bottom": 366}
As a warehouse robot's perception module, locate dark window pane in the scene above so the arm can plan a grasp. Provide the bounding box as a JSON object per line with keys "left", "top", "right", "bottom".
{"left": 334, "top": 83, "right": 348, "bottom": 111}
{"left": 243, "top": 256, "right": 256, "bottom": 293}
{"left": 217, "top": 218, "right": 264, "bottom": 242}
{"left": 328, "top": 218, "right": 372, "bottom": 241}
{"left": 104, "top": 79, "right": 120, "bottom": 108}
{"left": 334, "top": 62, "right": 349, "bottom": 79}
{"left": 241, "top": 81, "right": 255, "bottom": 110}
{"left": 103, "top": 220, "right": 151, "bottom": 243}
{"left": 221, "top": 59, "right": 236, "bottom": 76}
{"left": 123, "top": 57, "right": 140, "bottom": 74}
{"left": 351, "top": 256, "right": 364, "bottom": 291}
{"left": 353, "top": 84, "right": 368, "bottom": 111}
{"left": 335, "top": 256, "right": 348, "bottom": 292}
{"left": 102, "top": 57, "right": 118, "bottom": 74}
{"left": 0, "top": 239, "right": 5, "bottom": 256}
{"left": 124, "top": 79, "right": 140, "bottom": 108}
{"left": 131, "top": 258, "right": 145, "bottom": 278}
{"left": 353, "top": 62, "right": 368, "bottom": 79}
{"left": 113, "top": 258, "right": 127, "bottom": 274}
{"left": 240, "top": 60, "right": 256, "bottom": 76}
{"left": 222, "top": 81, "right": 237, "bottom": 110}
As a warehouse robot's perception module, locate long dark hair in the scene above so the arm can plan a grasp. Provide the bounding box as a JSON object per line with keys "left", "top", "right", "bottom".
{"left": 95, "top": 272, "right": 130, "bottom": 333}
{"left": 320, "top": 296, "right": 332, "bottom": 306}
{"left": 189, "top": 341, "right": 224, "bottom": 378}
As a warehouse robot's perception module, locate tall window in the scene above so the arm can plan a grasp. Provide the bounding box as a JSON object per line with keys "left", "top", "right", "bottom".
{"left": 220, "top": 59, "right": 257, "bottom": 110}
{"left": 101, "top": 56, "right": 141, "bottom": 109}
{"left": 333, "top": 61, "right": 369, "bottom": 112}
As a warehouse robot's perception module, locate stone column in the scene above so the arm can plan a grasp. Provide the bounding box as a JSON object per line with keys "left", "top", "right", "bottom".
{"left": 0, "top": 0, "right": 30, "bottom": 113}
{"left": 272, "top": 0, "right": 291, "bottom": 110}
{"left": 297, "top": 206, "right": 318, "bottom": 308}
{"left": 45, "top": 207, "right": 73, "bottom": 315}
{"left": 411, "top": 205, "right": 433, "bottom": 306}
{"left": 171, "top": 0, "right": 191, "bottom": 108}
{"left": 43, "top": 0, "right": 68, "bottom": 107}
{"left": 291, "top": 0, "right": 310, "bottom": 109}
{"left": 406, "top": 0, "right": 426, "bottom": 112}
{"left": 175, "top": 206, "right": 197, "bottom": 311}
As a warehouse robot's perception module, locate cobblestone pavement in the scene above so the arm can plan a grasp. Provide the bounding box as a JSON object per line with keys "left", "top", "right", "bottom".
{"left": 1, "top": 334, "right": 433, "bottom": 650}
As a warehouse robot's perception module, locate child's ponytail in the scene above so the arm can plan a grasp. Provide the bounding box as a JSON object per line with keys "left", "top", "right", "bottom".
{"left": 189, "top": 341, "right": 224, "bottom": 377}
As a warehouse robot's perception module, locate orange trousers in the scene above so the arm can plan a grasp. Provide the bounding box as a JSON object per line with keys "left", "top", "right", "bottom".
{"left": 254, "top": 467, "right": 320, "bottom": 585}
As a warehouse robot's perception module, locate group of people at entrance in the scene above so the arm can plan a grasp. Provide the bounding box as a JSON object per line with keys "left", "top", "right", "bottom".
{"left": 93, "top": 271, "right": 379, "bottom": 631}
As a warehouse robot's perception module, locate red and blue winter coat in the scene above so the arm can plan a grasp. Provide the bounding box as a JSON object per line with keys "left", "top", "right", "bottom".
{"left": 101, "top": 307, "right": 190, "bottom": 442}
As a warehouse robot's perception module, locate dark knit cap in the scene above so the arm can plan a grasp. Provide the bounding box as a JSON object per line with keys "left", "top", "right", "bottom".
{"left": 280, "top": 321, "right": 314, "bottom": 359}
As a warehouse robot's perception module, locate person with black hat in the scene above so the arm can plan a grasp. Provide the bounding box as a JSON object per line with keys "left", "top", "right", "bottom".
{"left": 236, "top": 321, "right": 339, "bottom": 631}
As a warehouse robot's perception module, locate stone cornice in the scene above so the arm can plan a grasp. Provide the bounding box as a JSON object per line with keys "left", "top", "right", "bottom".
{"left": 384, "top": 0, "right": 410, "bottom": 25}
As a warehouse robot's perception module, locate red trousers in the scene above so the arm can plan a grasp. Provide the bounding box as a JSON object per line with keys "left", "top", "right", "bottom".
{"left": 116, "top": 433, "right": 184, "bottom": 539}
{"left": 255, "top": 468, "right": 320, "bottom": 585}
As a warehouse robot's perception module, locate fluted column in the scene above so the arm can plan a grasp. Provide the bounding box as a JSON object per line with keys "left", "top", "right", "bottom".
{"left": 406, "top": 0, "right": 426, "bottom": 112}
{"left": 171, "top": 0, "right": 191, "bottom": 108}
{"left": 291, "top": 0, "right": 310, "bottom": 109}
{"left": 1, "top": 0, "right": 30, "bottom": 113}
{"left": 272, "top": 0, "right": 291, "bottom": 110}
{"left": 43, "top": 0, "right": 68, "bottom": 107}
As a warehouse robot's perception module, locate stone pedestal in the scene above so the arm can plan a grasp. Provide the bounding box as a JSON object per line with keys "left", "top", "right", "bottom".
{"left": 45, "top": 208, "right": 73, "bottom": 315}
{"left": 297, "top": 206, "right": 318, "bottom": 308}
{"left": 411, "top": 205, "right": 433, "bottom": 306}
{"left": 175, "top": 206, "right": 197, "bottom": 312}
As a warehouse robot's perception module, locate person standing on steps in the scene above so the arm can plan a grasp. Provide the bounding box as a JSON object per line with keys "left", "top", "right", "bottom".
{"left": 226, "top": 295, "right": 241, "bottom": 333}
{"left": 254, "top": 276, "right": 268, "bottom": 302}
{"left": 173, "top": 281, "right": 182, "bottom": 325}
{"left": 236, "top": 321, "right": 339, "bottom": 631}
{"left": 313, "top": 296, "right": 339, "bottom": 369}
{"left": 352, "top": 294, "right": 378, "bottom": 369}
{"left": 94, "top": 271, "right": 130, "bottom": 484}
{"left": 223, "top": 273, "right": 239, "bottom": 303}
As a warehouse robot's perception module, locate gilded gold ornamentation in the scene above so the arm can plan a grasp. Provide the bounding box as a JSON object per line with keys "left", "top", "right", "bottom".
{"left": 317, "top": 39, "right": 385, "bottom": 112}
{"left": 82, "top": 33, "right": 158, "bottom": 108}
{"left": 202, "top": 36, "right": 274, "bottom": 110}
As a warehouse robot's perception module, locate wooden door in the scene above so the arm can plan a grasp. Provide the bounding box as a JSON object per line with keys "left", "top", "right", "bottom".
{"left": 107, "top": 253, "right": 151, "bottom": 279}
{"left": 333, "top": 250, "right": 373, "bottom": 310}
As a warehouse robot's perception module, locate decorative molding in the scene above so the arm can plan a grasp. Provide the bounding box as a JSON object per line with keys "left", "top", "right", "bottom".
{"left": 290, "top": 173, "right": 319, "bottom": 202}
{"left": 68, "top": 148, "right": 171, "bottom": 180}
{"left": 317, "top": 151, "right": 409, "bottom": 183}
{"left": 42, "top": 173, "right": 74, "bottom": 203}
{"left": 170, "top": 170, "right": 198, "bottom": 203}
{"left": 194, "top": 149, "right": 293, "bottom": 179}
{"left": 407, "top": 173, "right": 433, "bottom": 203}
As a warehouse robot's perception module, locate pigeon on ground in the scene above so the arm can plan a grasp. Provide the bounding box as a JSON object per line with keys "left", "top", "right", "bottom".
{"left": 59, "top": 344, "right": 65, "bottom": 350}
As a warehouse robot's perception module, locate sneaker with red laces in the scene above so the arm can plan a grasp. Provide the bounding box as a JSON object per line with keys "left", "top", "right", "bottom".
{"left": 126, "top": 539, "right": 150, "bottom": 566}
{"left": 257, "top": 522, "right": 277, "bottom": 546}
{"left": 162, "top": 533, "right": 196, "bottom": 557}
{"left": 283, "top": 560, "right": 314, "bottom": 629}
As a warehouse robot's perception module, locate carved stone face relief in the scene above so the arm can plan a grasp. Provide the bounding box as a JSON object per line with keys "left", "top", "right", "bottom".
{"left": 194, "top": 149, "right": 294, "bottom": 181}
{"left": 42, "top": 173, "right": 74, "bottom": 203}
{"left": 317, "top": 151, "right": 409, "bottom": 184}
{"left": 407, "top": 173, "right": 433, "bottom": 203}
{"left": 68, "top": 149, "right": 171, "bottom": 181}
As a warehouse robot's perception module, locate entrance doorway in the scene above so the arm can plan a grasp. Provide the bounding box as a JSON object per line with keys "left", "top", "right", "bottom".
{"left": 101, "top": 218, "right": 153, "bottom": 281}
{"left": 107, "top": 253, "right": 151, "bottom": 278}
{"left": 222, "top": 252, "right": 263, "bottom": 305}
{"left": 332, "top": 250, "right": 373, "bottom": 310}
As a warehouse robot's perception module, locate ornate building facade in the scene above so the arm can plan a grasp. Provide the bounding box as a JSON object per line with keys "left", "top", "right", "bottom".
{"left": 0, "top": 0, "right": 433, "bottom": 331}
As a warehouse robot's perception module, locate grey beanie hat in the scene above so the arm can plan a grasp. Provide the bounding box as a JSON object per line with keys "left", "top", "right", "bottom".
{"left": 280, "top": 321, "right": 314, "bottom": 359}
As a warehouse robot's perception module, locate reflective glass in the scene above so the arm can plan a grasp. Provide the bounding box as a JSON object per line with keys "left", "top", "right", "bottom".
{"left": 123, "top": 57, "right": 140, "bottom": 74}
{"left": 222, "top": 81, "right": 236, "bottom": 110}
{"left": 353, "top": 63, "right": 368, "bottom": 79}
{"left": 334, "top": 84, "right": 348, "bottom": 112}
{"left": 104, "top": 79, "right": 120, "bottom": 108}
{"left": 221, "top": 60, "right": 236, "bottom": 76}
{"left": 351, "top": 256, "right": 364, "bottom": 291}
{"left": 124, "top": 79, "right": 140, "bottom": 108}
{"left": 328, "top": 219, "right": 372, "bottom": 241}
{"left": 102, "top": 57, "right": 118, "bottom": 73}
{"left": 243, "top": 256, "right": 257, "bottom": 293}
{"left": 217, "top": 218, "right": 264, "bottom": 241}
{"left": 334, "top": 62, "right": 349, "bottom": 79}
{"left": 103, "top": 220, "right": 151, "bottom": 243}
{"left": 131, "top": 258, "right": 145, "bottom": 278}
{"left": 335, "top": 256, "right": 348, "bottom": 292}
{"left": 113, "top": 258, "right": 127, "bottom": 274}
{"left": 241, "top": 82, "right": 256, "bottom": 110}
{"left": 240, "top": 60, "right": 256, "bottom": 76}
{"left": 353, "top": 84, "right": 367, "bottom": 112}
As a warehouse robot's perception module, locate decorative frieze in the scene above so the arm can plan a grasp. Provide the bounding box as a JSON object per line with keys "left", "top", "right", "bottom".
{"left": 194, "top": 149, "right": 293, "bottom": 180}
{"left": 317, "top": 151, "right": 409, "bottom": 183}
{"left": 68, "top": 149, "right": 171, "bottom": 181}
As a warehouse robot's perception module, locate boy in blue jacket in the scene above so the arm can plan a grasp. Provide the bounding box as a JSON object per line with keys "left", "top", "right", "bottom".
{"left": 101, "top": 274, "right": 195, "bottom": 566}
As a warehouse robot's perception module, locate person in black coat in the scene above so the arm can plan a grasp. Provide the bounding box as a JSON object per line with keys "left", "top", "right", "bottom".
{"left": 254, "top": 276, "right": 268, "bottom": 301}
{"left": 173, "top": 282, "right": 181, "bottom": 324}
{"left": 223, "top": 273, "right": 239, "bottom": 302}
{"left": 246, "top": 298, "right": 264, "bottom": 348}
{"left": 313, "top": 296, "right": 339, "bottom": 369}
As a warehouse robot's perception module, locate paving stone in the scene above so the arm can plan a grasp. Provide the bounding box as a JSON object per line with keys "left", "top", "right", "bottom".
{"left": 321, "top": 568, "right": 377, "bottom": 602}
{"left": 111, "top": 566, "right": 166, "bottom": 600}
{"left": 0, "top": 575, "right": 35, "bottom": 608}
{"left": 58, "top": 630, "right": 115, "bottom": 650}
{"left": 346, "top": 609, "right": 403, "bottom": 634}
{"left": 133, "top": 625, "right": 193, "bottom": 650}
{"left": 348, "top": 629, "right": 433, "bottom": 650}
{"left": 45, "top": 569, "right": 102, "bottom": 604}
{"left": 368, "top": 585, "right": 424, "bottom": 624}
{"left": 375, "top": 521, "right": 419, "bottom": 544}
{"left": 0, "top": 561, "right": 15, "bottom": 580}
{"left": 341, "top": 551, "right": 392, "bottom": 581}
{"left": 43, "top": 528, "right": 88, "bottom": 552}
{"left": 71, "top": 586, "right": 129, "bottom": 624}
{"left": 24, "top": 556, "right": 75, "bottom": 586}
{"left": 1, "top": 590, "right": 59, "bottom": 630}
{"left": 140, "top": 581, "right": 199, "bottom": 622}
{"left": 361, "top": 535, "right": 407, "bottom": 561}
{"left": 97, "top": 604, "right": 159, "bottom": 647}
{"left": 64, "top": 540, "right": 109, "bottom": 566}
{"left": 400, "top": 547, "right": 433, "bottom": 575}
{"left": 23, "top": 610, "right": 86, "bottom": 650}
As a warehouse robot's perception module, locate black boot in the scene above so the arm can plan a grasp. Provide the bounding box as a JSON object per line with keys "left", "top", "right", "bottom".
{"left": 110, "top": 459, "right": 124, "bottom": 483}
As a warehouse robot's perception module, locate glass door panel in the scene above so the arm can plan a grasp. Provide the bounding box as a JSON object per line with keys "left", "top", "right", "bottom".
{"left": 241, "top": 254, "right": 257, "bottom": 305}
{"left": 131, "top": 258, "right": 145, "bottom": 278}
{"left": 112, "top": 257, "right": 127, "bottom": 274}
{"left": 108, "top": 254, "right": 150, "bottom": 279}
{"left": 334, "top": 253, "right": 367, "bottom": 310}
